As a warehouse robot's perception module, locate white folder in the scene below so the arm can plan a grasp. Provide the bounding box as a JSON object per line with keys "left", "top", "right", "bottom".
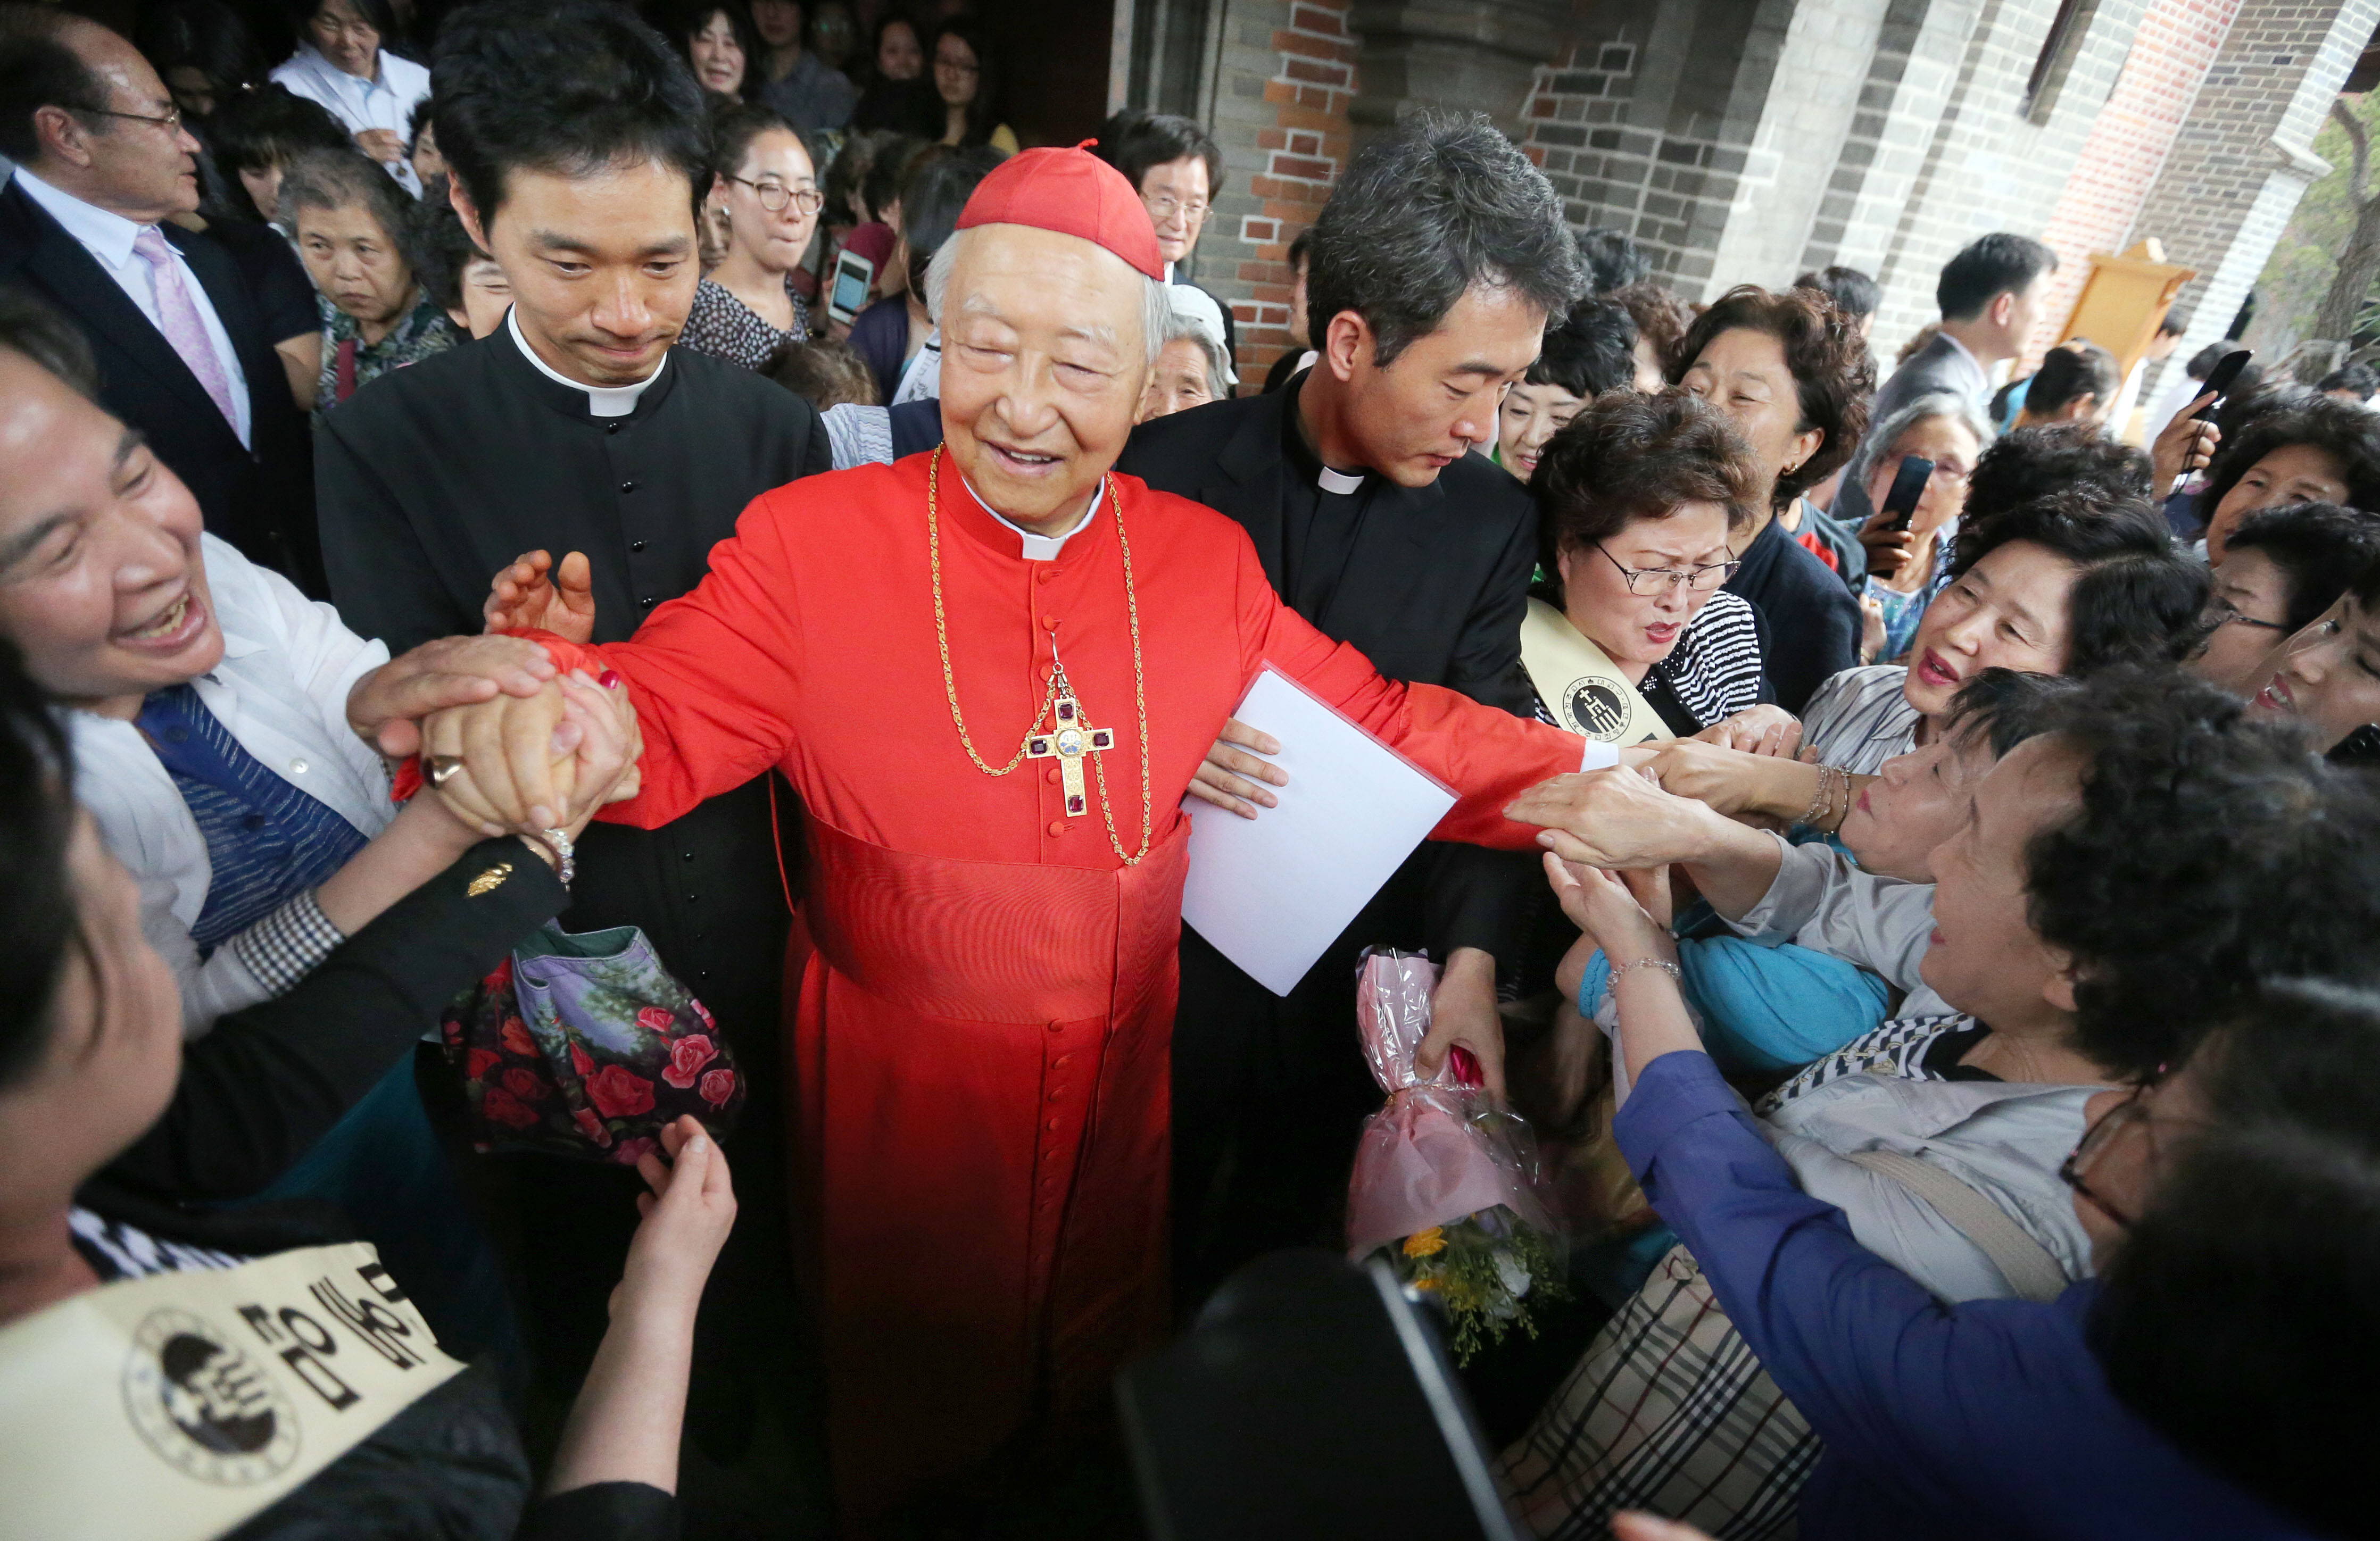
{"left": 1181, "top": 667, "right": 1462, "bottom": 996}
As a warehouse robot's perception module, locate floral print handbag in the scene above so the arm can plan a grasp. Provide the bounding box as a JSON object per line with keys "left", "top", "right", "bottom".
{"left": 440, "top": 923, "right": 745, "bottom": 1165}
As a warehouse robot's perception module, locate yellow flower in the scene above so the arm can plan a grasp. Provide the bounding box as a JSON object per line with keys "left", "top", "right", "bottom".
{"left": 1411, "top": 1276, "right": 1441, "bottom": 1292}
{"left": 1404, "top": 1227, "right": 1446, "bottom": 1259}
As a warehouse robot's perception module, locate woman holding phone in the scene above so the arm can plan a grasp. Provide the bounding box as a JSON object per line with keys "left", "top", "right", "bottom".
{"left": 1846, "top": 393, "right": 1989, "bottom": 662}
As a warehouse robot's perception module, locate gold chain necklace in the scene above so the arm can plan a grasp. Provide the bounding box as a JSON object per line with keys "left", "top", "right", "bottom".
{"left": 926, "top": 447, "right": 1154, "bottom": 865}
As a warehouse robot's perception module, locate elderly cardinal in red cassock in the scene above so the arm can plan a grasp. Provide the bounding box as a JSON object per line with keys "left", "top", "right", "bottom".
{"left": 429, "top": 147, "right": 1590, "bottom": 1524}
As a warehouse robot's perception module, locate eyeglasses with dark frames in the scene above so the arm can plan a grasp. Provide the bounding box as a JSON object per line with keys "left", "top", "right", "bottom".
{"left": 2205, "top": 598, "right": 2291, "bottom": 634}
{"left": 721, "top": 175, "right": 824, "bottom": 215}
{"left": 1597, "top": 543, "right": 1741, "bottom": 596}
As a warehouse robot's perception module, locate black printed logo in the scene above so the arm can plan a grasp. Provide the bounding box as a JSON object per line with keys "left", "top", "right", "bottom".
{"left": 123, "top": 1307, "right": 299, "bottom": 1485}
{"left": 1565, "top": 679, "right": 1632, "bottom": 743}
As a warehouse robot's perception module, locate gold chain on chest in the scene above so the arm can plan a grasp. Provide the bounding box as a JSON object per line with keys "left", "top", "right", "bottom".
{"left": 926, "top": 447, "right": 1154, "bottom": 865}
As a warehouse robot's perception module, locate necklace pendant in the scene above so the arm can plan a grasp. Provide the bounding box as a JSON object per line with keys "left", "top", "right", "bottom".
{"left": 1026, "top": 694, "right": 1116, "bottom": 817}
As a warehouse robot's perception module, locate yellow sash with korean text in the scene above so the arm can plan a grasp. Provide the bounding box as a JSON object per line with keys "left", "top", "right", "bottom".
{"left": 1519, "top": 598, "right": 1674, "bottom": 746}
{"left": 0, "top": 1242, "right": 465, "bottom": 1541}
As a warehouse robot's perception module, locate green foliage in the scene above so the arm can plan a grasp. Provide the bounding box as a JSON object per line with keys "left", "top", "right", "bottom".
{"left": 1380, "top": 1207, "right": 1571, "bottom": 1365}
{"left": 2252, "top": 93, "right": 2380, "bottom": 351}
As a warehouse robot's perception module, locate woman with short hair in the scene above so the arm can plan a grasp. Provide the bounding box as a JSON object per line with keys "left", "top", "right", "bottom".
{"left": 2197, "top": 393, "right": 2380, "bottom": 562}
{"left": 679, "top": 105, "right": 822, "bottom": 371}
{"left": 268, "top": 0, "right": 432, "bottom": 195}
{"left": 1672, "top": 285, "right": 1873, "bottom": 710}
{"left": 1838, "top": 392, "right": 1991, "bottom": 660}
{"left": 668, "top": 0, "right": 759, "bottom": 101}
{"left": 2244, "top": 551, "right": 2380, "bottom": 755}
{"left": 280, "top": 148, "right": 455, "bottom": 413}
{"left": 2193, "top": 502, "right": 2380, "bottom": 694}
{"left": 1495, "top": 298, "right": 1636, "bottom": 484}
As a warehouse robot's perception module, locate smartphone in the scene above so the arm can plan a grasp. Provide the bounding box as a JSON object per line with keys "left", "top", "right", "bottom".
{"left": 2329, "top": 722, "right": 2380, "bottom": 767}
{"left": 1881, "top": 454, "right": 1934, "bottom": 533}
{"left": 2191, "top": 349, "right": 2254, "bottom": 423}
{"left": 826, "top": 246, "right": 875, "bottom": 327}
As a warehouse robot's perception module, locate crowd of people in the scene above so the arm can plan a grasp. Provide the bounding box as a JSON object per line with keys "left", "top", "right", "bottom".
{"left": 1, "top": 0, "right": 2377, "bottom": 1537}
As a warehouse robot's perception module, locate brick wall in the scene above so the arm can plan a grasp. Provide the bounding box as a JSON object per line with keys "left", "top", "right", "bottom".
{"left": 1191, "top": 0, "right": 1359, "bottom": 386}
{"left": 2024, "top": 0, "right": 2245, "bottom": 369}
{"left": 2130, "top": 0, "right": 2380, "bottom": 403}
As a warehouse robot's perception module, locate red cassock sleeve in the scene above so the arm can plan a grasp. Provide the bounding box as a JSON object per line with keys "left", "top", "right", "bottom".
{"left": 1224, "top": 534, "right": 1585, "bottom": 849}
{"left": 526, "top": 492, "right": 809, "bottom": 831}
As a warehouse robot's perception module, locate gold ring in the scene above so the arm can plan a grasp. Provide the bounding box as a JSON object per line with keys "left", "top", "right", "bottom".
{"left": 427, "top": 755, "right": 465, "bottom": 787}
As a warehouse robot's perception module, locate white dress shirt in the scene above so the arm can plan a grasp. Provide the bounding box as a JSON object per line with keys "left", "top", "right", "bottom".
{"left": 14, "top": 168, "right": 252, "bottom": 446}
{"left": 67, "top": 535, "right": 394, "bottom": 1035}
{"left": 269, "top": 44, "right": 432, "bottom": 196}
{"left": 507, "top": 306, "right": 666, "bottom": 416}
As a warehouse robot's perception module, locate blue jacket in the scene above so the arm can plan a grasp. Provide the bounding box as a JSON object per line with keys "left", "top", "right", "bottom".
{"left": 1615, "top": 1051, "right": 2317, "bottom": 1541}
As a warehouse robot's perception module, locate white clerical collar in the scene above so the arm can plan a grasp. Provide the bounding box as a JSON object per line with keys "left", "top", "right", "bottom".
{"left": 1317, "top": 464, "right": 1365, "bottom": 495}
{"left": 507, "top": 307, "right": 665, "bottom": 417}
{"left": 964, "top": 476, "right": 1102, "bottom": 560}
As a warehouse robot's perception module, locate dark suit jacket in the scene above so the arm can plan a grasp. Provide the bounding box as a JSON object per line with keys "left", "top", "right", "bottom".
{"left": 0, "top": 177, "right": 317, "bottom": 588}
{"left": 1116, "top": 382, "right": 1541, "bottom": 965}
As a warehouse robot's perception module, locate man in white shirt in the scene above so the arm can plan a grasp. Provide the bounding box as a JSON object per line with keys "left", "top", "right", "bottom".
{"left": 0, "top": 7, "right": 317, "bottom": 587}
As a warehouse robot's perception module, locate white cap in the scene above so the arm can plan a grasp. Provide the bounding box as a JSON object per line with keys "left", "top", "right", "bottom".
{"left": 1162, "top": 284, "right": 1239, "bottom": 386}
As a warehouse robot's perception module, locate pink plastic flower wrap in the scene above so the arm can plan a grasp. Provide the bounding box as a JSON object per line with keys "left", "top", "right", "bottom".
{"left": 1347, "top": 948, "right": 1567, "bottom": 1363}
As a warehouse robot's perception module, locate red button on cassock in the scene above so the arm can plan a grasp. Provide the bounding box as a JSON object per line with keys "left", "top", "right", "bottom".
{"left": 1047, "top": 820, "right": 1066, "bottom": 837}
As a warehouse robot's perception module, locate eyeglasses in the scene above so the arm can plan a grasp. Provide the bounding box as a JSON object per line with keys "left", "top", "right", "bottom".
{"left": 1597, "top": 544, "right": 1740, "bottom": 595}
{"left": 2206, "top": 599, "right": 2291, "bottom": 633}
{"left": 2058, "top": 1087, "right": 2151, "bottom": 1229}
{"left": 88, "top": 104, "right": 185, "bottom": 136}
{"left": 1144, "top": 194, "right": 1210, "bottom": 224}
{"left": 722, "top": 176, "right": 824, "bottom": 215}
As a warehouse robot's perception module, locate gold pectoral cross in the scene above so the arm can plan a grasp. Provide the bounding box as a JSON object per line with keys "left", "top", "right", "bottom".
{"left": 1026, "top": 693, "right": 1116, "bottom": 817}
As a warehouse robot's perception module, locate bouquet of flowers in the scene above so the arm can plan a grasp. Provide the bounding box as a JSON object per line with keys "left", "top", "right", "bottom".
{"left": 1347, "top": 948, "right": 1568, "bottom": 1363}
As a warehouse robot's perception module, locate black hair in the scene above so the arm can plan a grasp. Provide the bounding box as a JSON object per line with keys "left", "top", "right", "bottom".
{"left": 1940, "top": 667, "right": 2080, "bottom": 761}
{"left": 1936, "top": 231, "right": 2058, "bottom": 321}
{"left": 1527, "top": 298, "right": 1635, "bottom": 399}
{"left": 1953, "top": 492, "right": 2210, "bottom": 673}
{"left": 0, "top": 635, "right": 76, "bottom": 1090}
{"left": 1671, "top": 284, "right": 1876, "bottom": 509}
{"left": 862, "top": 130, "right": 925, "bottom": 221}
{"left": 1287, "top": 226, "right": 1312, "bottom": 273}
{"left": 433, "top": 0, "right": 712, "bottom": 228}
{"left": 1304, "top": 109, "right": 1583, "bottom": 368}
{"left": 2202, "top": 393, "right": 2380, "bottom": 517}
{"left": 0, "top": 285, "right": 99, "bottom": 399}
{"left": 283, "top": 0, "right": 398, "bottom": 44}
{"left": 665, "top": 0, "right": 759, "bottom": 98}
{"left": 900, "top": 144, "right": 1000, "bottom": 296}
{"left": 136, "top": 1, "right": 266, "bottom": 114}
{"left": 925, "top": 20, "right": 1000, "bottom": 148}
{"left": 2155, "top": 313, "right": 2184, "bottom": 338}
{"left": 822, "top": 124, "right": 888, "bottom": 224}
{"left": 709, "top": 98, "right": 812, "bottom": 187}
{"left": 204, "top": 80, "right": 364, "bottom": 221}
{"left": 1097, "top": 109, "right": 1223, "bottom": 205}
{"left": 1792, "top": 264, "right": 1879, "bottom": 323}
{"left": 0, "top": 6, "right": 109, "bottom": 164}
{"left": 2320, "top": 362, "right": 2379, "bottom": 401}
{"left": 413, "top": 193, "right": 486, "bottom": 311}
{"left": 1962, "top": 421, "right": 2151, "bottom": 523}
{"left": 2182, "top": 341, "right": 2225, "bottom": 379}
{"left": 2022, "top": 339, "right": 2118, "bottom": 419}
{"left": 1610, "top": 280, "right": 1690, "bottom": 376}
{"left": 1533, "top": 390, "right": 1764, "bottom": 583}
{"left": 2024, "top": 671, "right": 2380, "bottom": 1080}
{"left": 279, "top": 145, "right": 423, "bottom": 274}
{"left": 1577, "top": 227, "right": 1651, "bottom": 294}
{"left": 2221, "top": 502, "right": 2380, "bottom": 635}
{"left": 2090, "top": 982, "right": 2380, "bottom": 1539}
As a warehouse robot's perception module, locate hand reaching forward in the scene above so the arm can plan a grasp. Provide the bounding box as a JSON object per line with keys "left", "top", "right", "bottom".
{"left": 1184, "top": 718, "right": 1287, "bottom": 818}
{"left": 1506, "top": 764, "right": 1726, "bottom": 872}
{"left": 1543, "top": 853, "right": 1675, "bottom": 966}
{"left": 346, "top": 634, "right": 558, "bottom": 759}
{"left": 486, "top": 548, "right": 598, "bottom": 644}
{"left": 422, "top": 670, "right": 641, "bottom": 837}
{"left": 1692, "top": 703, "right": 1802, "bottom": 757}
{"left": 612, "top": 1115, "right": 738, "bottom": 1330}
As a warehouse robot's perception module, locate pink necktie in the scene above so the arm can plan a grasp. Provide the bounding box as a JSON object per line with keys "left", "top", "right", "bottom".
{"left": 131, "top": 226, "right": 238, "bottom": 431}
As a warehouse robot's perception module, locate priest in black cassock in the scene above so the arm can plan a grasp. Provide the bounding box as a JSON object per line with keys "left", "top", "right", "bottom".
{"left": 313, "top": 0, "right": 827, "bottom": 1464}
{"left": 1116, "top": 112, "right": 1585, "bottom": 1305}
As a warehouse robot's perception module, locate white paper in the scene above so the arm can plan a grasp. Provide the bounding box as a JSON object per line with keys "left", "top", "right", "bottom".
{"left": 1182, "top": 668, "right": 1459, "bottom": 996}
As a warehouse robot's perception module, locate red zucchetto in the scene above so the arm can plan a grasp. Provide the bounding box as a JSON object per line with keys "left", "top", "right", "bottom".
{"left": 954, "top": 142, "right": 1166, "bottom": 281}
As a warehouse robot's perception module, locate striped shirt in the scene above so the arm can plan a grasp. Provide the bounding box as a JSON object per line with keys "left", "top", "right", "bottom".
{"left": 1801, "top": 664, "right": 1922, "bottom": 773}
{"left": 1757, "top": 1013, "right": 1991, "bottom": 1112}
{"left": 1531, "top": 589, "right": 1770, "bottom": 735}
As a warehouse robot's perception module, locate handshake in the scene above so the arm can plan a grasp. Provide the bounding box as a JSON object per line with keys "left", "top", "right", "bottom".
{"left": 342, "top": 619, "right": 641, "bottom": 848}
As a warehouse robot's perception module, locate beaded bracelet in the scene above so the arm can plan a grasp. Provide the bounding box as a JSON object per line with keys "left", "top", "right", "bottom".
{"left": 1607, "top": 956, "right": 1684, "bottom": 987}
{"left": 1797, "top": 763, "right": 1848, "bottom": 830}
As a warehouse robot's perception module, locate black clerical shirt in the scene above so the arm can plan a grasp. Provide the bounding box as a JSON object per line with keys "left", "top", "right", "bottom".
{"left": 316, "top": 322, "right": 832, "bottom": 1065}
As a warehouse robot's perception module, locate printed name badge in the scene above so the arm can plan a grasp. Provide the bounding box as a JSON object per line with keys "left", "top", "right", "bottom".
{"left": 0, "top": 1242, "right": 465, "bottom": 1541}
{"left": 1518, "top": 598, "right": 1674, "bottom": 746}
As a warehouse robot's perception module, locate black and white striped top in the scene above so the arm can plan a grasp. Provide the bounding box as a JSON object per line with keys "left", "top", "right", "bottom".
{"left": 1801, "top": 664, "right": 1923, "bottom": 773}
{"left": 1756, "top": 1013, "right": 1992, "bottom": 1112}
{"left": 1530, "top": 589, "right": 1770, "bottom": 736}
